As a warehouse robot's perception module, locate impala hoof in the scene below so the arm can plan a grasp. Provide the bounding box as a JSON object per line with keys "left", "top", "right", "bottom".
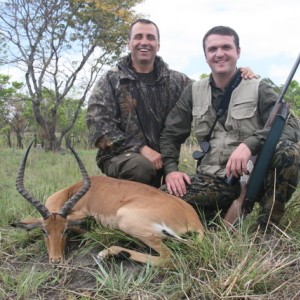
{"left": 97, "top": 249, "right": 109, "bottom": 261}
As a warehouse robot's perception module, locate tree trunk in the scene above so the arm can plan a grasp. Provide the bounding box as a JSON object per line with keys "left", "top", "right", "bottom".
{"left": 6, "top": 130, "right": 12, "bottom": 148}
{"left": 16, "top": 130, "right": 23, "bottom": 149}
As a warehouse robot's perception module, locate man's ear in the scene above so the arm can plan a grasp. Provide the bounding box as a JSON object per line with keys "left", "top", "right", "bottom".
{"left": 237, "top": 47, "right": 241, "bottom": 59}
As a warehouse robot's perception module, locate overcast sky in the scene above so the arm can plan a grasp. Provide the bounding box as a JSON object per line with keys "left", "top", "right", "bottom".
{"left": 1, "top": 0, "right": 299, "bottom": 87}
{"left": 134, "top": 0, "right": 300, "bottom": 85}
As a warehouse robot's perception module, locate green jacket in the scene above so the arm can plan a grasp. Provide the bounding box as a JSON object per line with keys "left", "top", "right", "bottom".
{"left": 86, "top": 54, "right": 192, "bottom": 168}
{"left": 160, "top": 76, "right": 300, "bottom": 177}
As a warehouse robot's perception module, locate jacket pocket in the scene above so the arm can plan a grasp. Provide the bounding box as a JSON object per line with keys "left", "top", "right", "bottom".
{"left": 193, "top": 103, "right": 209, "bottom": 118}
{"left": 231, "top": 101, "right": 257, "bottom": 120}
{"left": 193, "top": 104, "right": 213, "bottom": 139}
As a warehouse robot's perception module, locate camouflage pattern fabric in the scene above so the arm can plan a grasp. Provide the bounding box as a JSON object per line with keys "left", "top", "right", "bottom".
{"left": 160, "top": 174, "right": 241, "bottom": 221}
{"left": 161, "top": 140, "right": 300, "bottom": 225}
{"left": 257, "top": 140, "right": 300, "bottom": 225}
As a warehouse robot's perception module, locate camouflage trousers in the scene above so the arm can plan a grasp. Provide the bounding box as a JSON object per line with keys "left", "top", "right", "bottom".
{"left": 161, "top": 140, "right": 300, "bottom": 224}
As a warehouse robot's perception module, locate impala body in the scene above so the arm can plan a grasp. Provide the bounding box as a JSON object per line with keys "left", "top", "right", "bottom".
{"left": 13, "top": 142, "right": 204, "bottom": 267}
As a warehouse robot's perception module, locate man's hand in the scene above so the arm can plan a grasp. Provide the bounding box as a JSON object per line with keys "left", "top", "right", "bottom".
{"left": 165, "top": 171, "right": 191, "bottom": 197}
{"left": 226, "top": 143, "right": 252, "bottom": 178}
{"left": 140, "top": 145, "right": 163, "bottom": 170}
{"left": 239, "top": 67, "right": 259, "bottom": 80}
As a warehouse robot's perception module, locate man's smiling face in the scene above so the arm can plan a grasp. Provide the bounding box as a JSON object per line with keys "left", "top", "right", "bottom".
{"left": 204, "top": 34, "right": 240, "bottom": 76}
{"left": 128, "top": 22, "right": 160, "bottom": 72}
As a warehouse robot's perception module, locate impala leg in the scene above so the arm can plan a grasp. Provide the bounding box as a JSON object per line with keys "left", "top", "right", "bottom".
{"left": 97, "top": 236, "right": 173, "bottom": 267}
{"left": 224, "top": 182, "right": 247, "bottom": 228}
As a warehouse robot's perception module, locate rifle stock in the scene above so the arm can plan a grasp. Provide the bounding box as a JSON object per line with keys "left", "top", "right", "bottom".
{"left": 224, "top": 53, "right": 300, "bottom": 227}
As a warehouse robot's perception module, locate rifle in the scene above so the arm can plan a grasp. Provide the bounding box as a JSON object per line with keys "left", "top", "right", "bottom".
{"left": 224, "top": 52, "right": 300, "bottom": 227}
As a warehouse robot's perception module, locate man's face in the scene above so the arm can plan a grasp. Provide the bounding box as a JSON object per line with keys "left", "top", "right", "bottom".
{"left": 204, "top": 34, "right": 240, "bottom": 76}
{"left": 128, "top": 22, "right": 160, "bottom": 70}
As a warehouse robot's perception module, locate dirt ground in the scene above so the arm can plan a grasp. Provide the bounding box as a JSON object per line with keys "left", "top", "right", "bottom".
{"left": 1, "top": 232, "right": 146, "bottom": 299}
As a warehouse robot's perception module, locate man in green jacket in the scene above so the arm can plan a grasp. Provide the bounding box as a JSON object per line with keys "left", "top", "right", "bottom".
{"left": 160, "top": 26, "right": 300, "bottom": 228}
{"left": 87, "top": 20, "right": 255, "bottom": 188}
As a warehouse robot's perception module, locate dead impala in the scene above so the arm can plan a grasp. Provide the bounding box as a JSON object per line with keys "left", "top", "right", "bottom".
{"left": 12, "top": 141, "right": 204, "bottom": 267}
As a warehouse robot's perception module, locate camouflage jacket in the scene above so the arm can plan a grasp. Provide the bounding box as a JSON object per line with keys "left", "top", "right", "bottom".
{"left": 86, "top": 54, "right": 192, "bottom": 168}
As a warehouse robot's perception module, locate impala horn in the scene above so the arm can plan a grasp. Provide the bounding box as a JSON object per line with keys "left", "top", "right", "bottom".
{"left": 16, "top": 140, "right": 51, "bottom": 219}
{"left": 59, "top": 144, "right": 91, "bottom": 218}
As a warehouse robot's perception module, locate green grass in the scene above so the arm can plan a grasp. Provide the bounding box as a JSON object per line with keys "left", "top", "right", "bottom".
{"left": 1, "top": 145, "right": 300, "bottom": 299}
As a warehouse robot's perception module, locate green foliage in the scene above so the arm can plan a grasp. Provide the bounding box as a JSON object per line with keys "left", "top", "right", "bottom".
{"left": 70, "top": 0, "right": 144, "bottom": 57}
{"left": 263, "top": 78, "right": 300, "bottom": 117}
{"left": 200, "top": 73, "right": 210, "bottom": 79}
{"left": 0, "top": 75, "right": 28, "bottom": 147}
{"left": 285, "top": 80, "right": 300, "bottom": 117}
{"left": 0, "top": 74, "right": 24, "bottom": 99}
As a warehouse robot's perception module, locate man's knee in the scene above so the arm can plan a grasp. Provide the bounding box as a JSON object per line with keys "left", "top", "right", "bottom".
{"left": 105, "top": 153, "right": 158, "bottom": 185}
{"left": 257, "top": 141, "right": 300, "bottom": 228}
{"left": 268, "top": 140, "right": 300, "bottom": 198}
{"left": 120, "top": 154, "right": 156, "bottom": 182}
{"left": 273, "top": 140, "right": 300, "bottom": 171}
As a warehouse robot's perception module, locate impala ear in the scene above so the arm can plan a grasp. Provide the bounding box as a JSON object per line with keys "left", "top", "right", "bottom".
{"left": 67, "top": 218, "right": 87, "bottom": 227}
{"left": 10, "top": 218, "right": 43, "bottom": 231}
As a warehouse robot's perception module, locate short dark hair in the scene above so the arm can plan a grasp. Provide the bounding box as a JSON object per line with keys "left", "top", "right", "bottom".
{"left": 202, "top": 26, "right": 240, "bottom": 52}
{"left": 128, "top": 18, "right": 160, "bottom": 42}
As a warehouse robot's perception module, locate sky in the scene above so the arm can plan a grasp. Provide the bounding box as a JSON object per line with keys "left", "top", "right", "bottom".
{"left": 134, "top": 0, "right": 300, "bottom": 85}
{"left": 1, "top": 0, "right": 299, "bottom": 87}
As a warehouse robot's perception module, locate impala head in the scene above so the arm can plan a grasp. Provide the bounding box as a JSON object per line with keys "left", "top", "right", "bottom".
{"left": 13, "top": 140, "right": 91, "bottom": 264}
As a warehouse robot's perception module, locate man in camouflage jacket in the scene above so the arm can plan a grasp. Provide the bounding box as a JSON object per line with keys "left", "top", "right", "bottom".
{"left": 87, "top": 19, "right": 192, "bottom": 187}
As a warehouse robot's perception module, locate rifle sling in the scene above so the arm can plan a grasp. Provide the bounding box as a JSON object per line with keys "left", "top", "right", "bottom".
{"left": 206, "top": 70, "right": 243, "bottom": 141}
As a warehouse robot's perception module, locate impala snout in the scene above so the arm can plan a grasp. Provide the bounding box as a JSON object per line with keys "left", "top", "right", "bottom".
{"left": 44, "top": 214, "right": 68, "bottom": 264}
{"left": 49, "top": 252, "right": 64, "bottom": 264}
{"left": 46, "top": 236, "right": 66, "bottom": 265}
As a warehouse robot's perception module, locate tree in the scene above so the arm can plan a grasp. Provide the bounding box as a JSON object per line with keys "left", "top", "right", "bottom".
{"left": 263, "top": 78, "right": 300, "bottom": 118}
{"left": 0, "top": 0, "right": 143, "bottom": 150}
{"left": 0, "top": 74, "right": 27, "bottom": 148}
{"left": 283, "top": 80, "right": 300, "bottom": 118}
{"left": 62, "top": 107, "right": 90, "bottom": 149}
